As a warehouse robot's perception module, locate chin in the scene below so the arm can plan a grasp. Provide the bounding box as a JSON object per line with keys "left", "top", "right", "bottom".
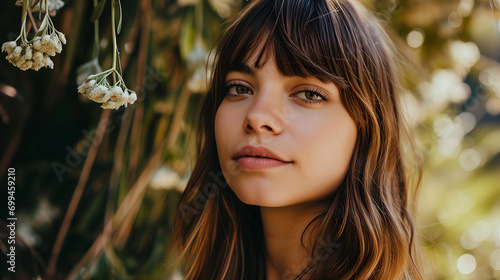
{"left": 230, "top": 187, "right": 296, "bottom": 208}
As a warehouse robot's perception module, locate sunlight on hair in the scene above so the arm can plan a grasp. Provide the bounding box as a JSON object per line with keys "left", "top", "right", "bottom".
{"left": 399, "top": 91, "right": 421, "bottom": 127}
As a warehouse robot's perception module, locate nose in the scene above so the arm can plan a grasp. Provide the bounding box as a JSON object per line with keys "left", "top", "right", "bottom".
{"left": 243, "top": 94, "right": 285, "bottom": 135}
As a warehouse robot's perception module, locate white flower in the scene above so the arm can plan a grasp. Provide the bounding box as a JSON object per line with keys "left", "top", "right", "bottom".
{"left": 1, "top": 41, "right": 17, "bottom": 53}
{"left": 109, "top": 86, "right": 124, "bottom": 98}
{"left": 18, "top": 60, "right": 33, "bottom": 71}
{"left": 77, "top": 80, "right": 92, "bottom": 94}
{"left": 33, "top": 38, "right": 42, "bottom": 51}
{"left": 57, "top": 31, "right": 66, "bottom": 44}
{"left": 128, "top": 92, "right": 137, "bottom": 104}
{"left": 2, "top": 43, "right": 56, "bottom": 71}
{"left": 43, "top": 54, "right": 53, "bottom": 69}
{"left": 3, "top": 3, "right": 66, "bottom": 71}
{"left": 41, "top": 35, "right": 51, "bottom": 45}
{"left": 79, "top": 69, "right": 137, "bottom": 110}
{"left": 12, "top": 46, "right": 22, "bottom": 57}
{"left": 100, "top": 101, "right": 118, "bottom": 109}
{"left": 120, "top": 89, "right": 130, "bottom": 103}
{"left": 33, "top": 51, "right": 44, "bottom": 63}
{"left": 22, "top": 45, "right": 32, "bottom": 60}
{"left": 89, "top": 85, "right": 109, "bottom": 101}
{"left": 100, "top": 88, "right": 137, "bottom": 110}
{"left": 94, "top": 90, "right": 111, "bottom": 103}
{"left": 51, "top": 34, "right": 62, "bottom": 51}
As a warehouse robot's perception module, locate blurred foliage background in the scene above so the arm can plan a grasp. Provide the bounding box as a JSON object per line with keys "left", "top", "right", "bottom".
{"left": 0, "top": 0, "right": 499, "bottom": 279}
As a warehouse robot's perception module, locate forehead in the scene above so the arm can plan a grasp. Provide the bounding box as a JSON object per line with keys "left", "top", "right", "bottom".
{"left": 223, "top": 37, "right": 346, "bottom": 88}
{"left": 216, "top": 0, "right": 350, "bottom": 88}
{"left": 227, "top": 41, "right": 274, "bottom": 74}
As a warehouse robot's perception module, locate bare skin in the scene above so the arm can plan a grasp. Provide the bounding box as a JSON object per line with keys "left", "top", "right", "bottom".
{"left": 215, "top": 56, "right": 357, "bottom": 279}
{"left": 262, "top": 201, "right": 329, "bottom": 280}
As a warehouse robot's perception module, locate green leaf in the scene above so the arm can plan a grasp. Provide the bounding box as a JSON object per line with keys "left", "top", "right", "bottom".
{"left": 90, "top": 0, "right": 107, "bottom": 22}
{"left": 115, "top": 0, "right": 123, "bottom": 34}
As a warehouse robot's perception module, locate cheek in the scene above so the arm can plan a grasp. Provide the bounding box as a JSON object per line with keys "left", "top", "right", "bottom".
{"left": 214, "top": 107, "right": 228, "bottom": 154}
{"left": 214, "top": 103, "right": 239, "bottom": 162}
{"left": 294, "top": 111, "right": 357, "bottom": 190}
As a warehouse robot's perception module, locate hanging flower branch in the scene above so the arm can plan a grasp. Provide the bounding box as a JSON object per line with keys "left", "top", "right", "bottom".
{"left": 1, "top": 0, "right": 66, "bottom": 71}
{"left": 15, "top": 0, "right": 65, "bottom": 14}
{"left": 78, "top": 0, "right": 137, "bottom": 110}
{"left": 1, "top": 0, "right": 136, "bottom": 110}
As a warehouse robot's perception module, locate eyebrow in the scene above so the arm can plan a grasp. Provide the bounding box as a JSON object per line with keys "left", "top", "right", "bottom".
{"left": 228, "top": 64, "right": 255, "bottom": 76}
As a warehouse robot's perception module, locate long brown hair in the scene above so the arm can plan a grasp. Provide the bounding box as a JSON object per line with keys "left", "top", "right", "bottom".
{"left": 171, "top": 0, "right": 422, "bottom": 279}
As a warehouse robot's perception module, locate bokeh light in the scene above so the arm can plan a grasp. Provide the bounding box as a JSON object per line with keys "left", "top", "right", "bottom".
{"left": 406, "top": 29, "right": 425, "bottom": 48}
{"left": 457, "top": 254, "right": 477, "bottom": 275}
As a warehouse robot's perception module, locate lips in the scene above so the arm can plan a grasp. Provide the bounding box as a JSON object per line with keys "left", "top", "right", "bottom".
{"left": 233, "top": 146, "right": 289, "bottom": 161}
{"left": 232, "top": 145, "right": 292, "bottom": 170}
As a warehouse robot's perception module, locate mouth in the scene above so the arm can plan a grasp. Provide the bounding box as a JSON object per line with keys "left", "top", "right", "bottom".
{"left": 236, "top": 155, "right": 276, "bottom": 159}
{"left": 232, "top": 145, "right": 293, "bottom": 170}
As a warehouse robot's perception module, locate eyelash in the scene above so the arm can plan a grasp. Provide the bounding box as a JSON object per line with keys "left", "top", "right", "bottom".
{"left": 224, "top": 82, "right": 328, "bottom": 104}
{"left": 294, "top": 87, "right": 328, "bottom": 104}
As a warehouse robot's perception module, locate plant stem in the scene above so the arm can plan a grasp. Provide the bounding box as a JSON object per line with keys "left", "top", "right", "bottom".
{"left": 92, "top": 0, "right": 100, "bottom": 59}
{"left": 27, "top": 6, "right": 39, "bottom": 34}
{"left": 111, "top": 0, "right": 118, "bottom": 84}
{"left": 19, "top": 0, "right": 30, "bottom": 42}
{"left": 47, "top": 110, "right": 111, "bottom": 279}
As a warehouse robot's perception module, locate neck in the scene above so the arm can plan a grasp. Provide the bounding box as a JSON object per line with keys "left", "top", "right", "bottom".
{"left": 261, "top": 201, "right": 328, "bottom": 280}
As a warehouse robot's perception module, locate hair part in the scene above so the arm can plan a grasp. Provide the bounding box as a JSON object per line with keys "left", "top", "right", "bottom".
{"left": 171, "top": 0, "right": 423, "bottom": 279}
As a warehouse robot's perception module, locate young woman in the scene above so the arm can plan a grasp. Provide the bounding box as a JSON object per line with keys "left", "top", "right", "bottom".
{"left": 172, "top": 0, "right": 423, "bottom": 279}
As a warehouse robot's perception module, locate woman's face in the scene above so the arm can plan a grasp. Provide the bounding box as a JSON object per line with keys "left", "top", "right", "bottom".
{"left": 214, "top": 56, "right": 357, "bottom": 207}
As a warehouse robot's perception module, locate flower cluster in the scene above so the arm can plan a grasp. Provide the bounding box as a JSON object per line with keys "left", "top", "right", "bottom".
{"left": 78, "top": 69, "right": 137, "bottom": 110}
{"left": 2, "top": 1, "right": 66, "bottom": 71}
{"left": 2, "top": 31, "right": 65, "bottom": 71}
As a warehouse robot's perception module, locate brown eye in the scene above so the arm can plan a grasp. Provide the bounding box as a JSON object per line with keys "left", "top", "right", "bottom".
{"left": 293, "top": 88, "right": 328, "bottom": 105}
{"left": 299, "top": 91, "right": 322, "bottom": 101}
{"left": 235, "top": 85, "right": 250, "bottom": 94}
{"left": 227, "top": 84, "right": 252, "bottom": 95}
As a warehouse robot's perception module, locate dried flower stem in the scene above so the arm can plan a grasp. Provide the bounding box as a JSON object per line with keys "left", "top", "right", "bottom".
{"left": 66, "top": 139, "right": 165, "bottom": 279}
{"left": 19, "top": 0, "right": 29, "bottom": 43}
{"left": 27, "top": 5, "right": 39, "bottom": 33}
{"left": 111, "top": 0, "right": 118, "bottom": 84}
{"left": 92, "top": 0, "right": 100, "bottom": 59}
{"left": 47, "top": 109, "right": 111, "bottom": 279}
